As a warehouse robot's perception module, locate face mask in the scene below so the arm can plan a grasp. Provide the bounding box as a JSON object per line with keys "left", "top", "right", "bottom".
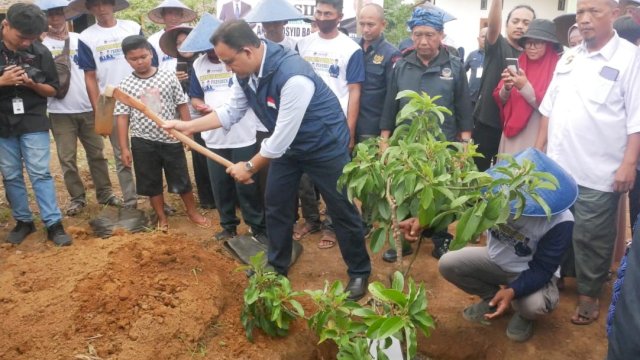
{"left": 316, "top": 18, "right": 339, "bottom": 34}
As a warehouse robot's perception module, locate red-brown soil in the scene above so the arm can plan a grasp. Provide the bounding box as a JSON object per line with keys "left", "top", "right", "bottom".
{"left": 0, "top": 141, "right": 611, "bottom": 359}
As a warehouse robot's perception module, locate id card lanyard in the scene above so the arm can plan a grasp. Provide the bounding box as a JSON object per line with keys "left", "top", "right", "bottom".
{"left": 1, "top": 47, "right": 24, "bottom": 114}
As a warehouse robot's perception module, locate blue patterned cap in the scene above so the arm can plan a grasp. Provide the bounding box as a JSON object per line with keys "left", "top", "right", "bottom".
{"left": 487, "top": 148, "right": 578, "bottom": 217}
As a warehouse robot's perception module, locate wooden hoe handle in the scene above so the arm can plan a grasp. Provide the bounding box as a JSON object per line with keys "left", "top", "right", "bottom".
{"left": 104, "top": 85, "right": 234, "bottom": 168}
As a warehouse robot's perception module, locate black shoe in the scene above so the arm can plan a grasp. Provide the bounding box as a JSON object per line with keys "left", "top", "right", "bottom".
{"left": 382, "top": 246, "right": 414, "bottom": 263}
{"left": 199, "top": 203, "right": 216, "bottom": 210}
{"left": 431, "top": 233, "right": 453, "bottom": 260}
{"left": 100, "top": 195, "right": 123, "bottom": 207}
{"left": 6, "top": 220, "right": 36, "bottom": 245}
{"left": 215, "top": 228, "right": 237, "bottom": 241}
{"left": 252, "top": 232, "right": 269, "bottom": 245}
{"left": 46, "top": 222, "right": 72, "bottom": 246}
{"left": 346, "top": 276, "right": 369, "bottom": 301}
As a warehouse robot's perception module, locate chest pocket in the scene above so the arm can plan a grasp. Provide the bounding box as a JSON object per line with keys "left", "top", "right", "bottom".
{"left": 364, "top": 62, "right": 385, "bottom": 89}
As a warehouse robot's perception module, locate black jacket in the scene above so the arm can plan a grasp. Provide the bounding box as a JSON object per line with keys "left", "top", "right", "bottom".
{"left": 0, "top": 37, "right": 59, "bottom": 137}
{"left": 380, "top": 47, "right": 473, "bottom": 141}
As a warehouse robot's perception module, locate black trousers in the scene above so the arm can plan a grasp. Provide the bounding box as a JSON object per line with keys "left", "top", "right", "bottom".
{"left": 472, "top": 122, "right": 502, "bottom": 171}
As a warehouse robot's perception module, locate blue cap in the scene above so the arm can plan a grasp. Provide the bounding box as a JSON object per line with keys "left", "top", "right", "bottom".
{"left": 36, "top": 0, "right": 82, "bottom": 19}
{"left": 244, "top": 0, "right": 304, "bottom": 23}
{"left": 486, "top": 148, "right": 578, "bottom": 217}
{"left": 179, "top": 13, "right": 221, "bottom": 53}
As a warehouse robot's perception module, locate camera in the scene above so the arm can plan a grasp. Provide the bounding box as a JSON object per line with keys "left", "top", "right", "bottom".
{"left": 0, "top": 51, "right": 46, "bottom": 83}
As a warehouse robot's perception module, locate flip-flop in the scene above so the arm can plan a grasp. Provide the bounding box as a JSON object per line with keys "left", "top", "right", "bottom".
{"left": 156, "top": 222, "right": 169, "bottom": 233}
{"left": 571, "top": 298, "right": 599, "bottom": 325}
{"left": 293, "top": 222, "right": 320, "bottom": 241}
{"left": 189, "top": 215, "right": 212, "bottom": 229}
{"left": 318, "top": 230, "right": 337, "bottom": 249}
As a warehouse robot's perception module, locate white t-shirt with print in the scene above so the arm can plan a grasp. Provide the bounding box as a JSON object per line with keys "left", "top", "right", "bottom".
{"left": 295, "top": 32, "right": 364, "bottom": 115}
{"left": 148, "top": 29, "right": 177, "bottom": 71}
{"left": 191, "top": 54, "right": 259, "bottom": 149}
{"left": 42, "top": 33, "right": 92, "bottom": 113}
{"left": 114, "top": 69, "right": 187, "bottom": 143}
{"left": 77, "top": 19, "right": 141, "bottom": 92}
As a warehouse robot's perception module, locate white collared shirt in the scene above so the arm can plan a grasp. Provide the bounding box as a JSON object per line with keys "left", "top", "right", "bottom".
{"left": 539, "top": 33, "right": 640, "bottom": 192}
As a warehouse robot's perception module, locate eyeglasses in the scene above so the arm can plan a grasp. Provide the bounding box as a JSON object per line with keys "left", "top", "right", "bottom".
{"left": 524, "top": 40, "right": 545, "bottom": 49}
{"left": 218, "top": 49, "right": 244, "bottom": 66}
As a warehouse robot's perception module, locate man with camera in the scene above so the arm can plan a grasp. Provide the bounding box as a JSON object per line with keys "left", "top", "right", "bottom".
{"left": 0, "top": 3, "right": 72, "bottom": 246}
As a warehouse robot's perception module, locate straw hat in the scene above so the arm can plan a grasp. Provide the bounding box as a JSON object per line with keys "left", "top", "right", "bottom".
{"left": 243, "top": 0, "right": 304, "bottom": 23}
{"left": 147, "top": 0, "right": 196, "bottom": 25}
{"left": 159, "top": 25, "right": 193, "bottom": 58}
{"left": 67, "top": 0, "right": 129, "bottom": 15}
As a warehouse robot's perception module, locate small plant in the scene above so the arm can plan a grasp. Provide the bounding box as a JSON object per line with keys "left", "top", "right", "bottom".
{"left": 338, "top": 90, "right": 556, "bottom": 264}
{"left": 306, "top": 271, "right": 434, "bottom": 360}
{"left": 237, "top": 252, "right": 305, "bottom": 341}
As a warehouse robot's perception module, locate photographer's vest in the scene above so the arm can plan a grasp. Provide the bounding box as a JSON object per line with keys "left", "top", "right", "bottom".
{"left": 236, "top": 41, "right": 349, "bottom": 161}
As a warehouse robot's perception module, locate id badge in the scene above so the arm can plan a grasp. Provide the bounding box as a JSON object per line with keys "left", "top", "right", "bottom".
{"left": 12, "top": 97, "right": 24, "bottom": 115}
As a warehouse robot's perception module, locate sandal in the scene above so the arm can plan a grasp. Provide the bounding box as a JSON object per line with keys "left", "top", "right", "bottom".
{"left": 156, "top": 222, "right": 169, "bottom": 233}
{"left": 293, "top": 221, "right": 320, "bottom": 241}
{"left": 318, "top": 229, "right": 337, "bottom": 249}
{"left": 189, "top": 214, "right": 212, "bottom": 229}
{"left": 571, "top": 297, "right": 599, "bottom": 325}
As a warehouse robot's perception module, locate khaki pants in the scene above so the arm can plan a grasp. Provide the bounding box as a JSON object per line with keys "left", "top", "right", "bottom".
{"left": 439, "top": 246, "right": 559, "bottom": 320}
{"left": 50, "top": 112, "right": 113, "bottom": 204}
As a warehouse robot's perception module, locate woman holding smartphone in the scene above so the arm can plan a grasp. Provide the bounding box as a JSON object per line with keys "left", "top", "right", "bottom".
{"left": 493, "top": 19, "right": 562, "bottom": 154}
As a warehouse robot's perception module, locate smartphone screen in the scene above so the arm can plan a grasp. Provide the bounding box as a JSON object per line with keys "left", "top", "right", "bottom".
{"left": 505, "top": 58, "right": 519, "bottom": 72}
{"left": 176, "top": 62, "right": 188, "bottom": 73}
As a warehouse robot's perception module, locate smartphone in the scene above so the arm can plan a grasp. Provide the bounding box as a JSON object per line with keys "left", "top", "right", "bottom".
{"left": 505, "top": 58, "right": 519, "bottom": 73}
{"left": 176, "top": 61, "right": 188, "bottom": 73}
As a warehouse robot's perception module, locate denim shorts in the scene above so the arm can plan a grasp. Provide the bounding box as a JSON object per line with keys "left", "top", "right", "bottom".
{"left": 131, "top": 137, "right": 192, "bottom": 197}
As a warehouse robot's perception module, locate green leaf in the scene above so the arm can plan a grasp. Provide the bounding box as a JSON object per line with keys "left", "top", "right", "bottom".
{"left": 367, "top": 317, "right": 405, "bottom": 339}
{"left": 369, "top": 227, "right": 388, "bottom": 254}
{"left": 391, "top": 271, "right": 405, "bottom": 292}
{"left": 289, "top": 299, "right": 305, "bottom": 317}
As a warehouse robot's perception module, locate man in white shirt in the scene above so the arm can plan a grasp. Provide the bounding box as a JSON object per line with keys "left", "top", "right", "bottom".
{"left": 296, "top": 0, "right": 365, "bottom": 249}
{"left": 39, "top": 0, "right": 119, "bottom": 215}
{"left": 535, "top": 0, "right": 640, "bottom": 326}
{"left": 71, "top": 0, "right": 155, "bottom": 208}
{"left": 165, "top": 20, "right": 372, "bottom": 301}
{"left": 146, "top": 0, "right": 196, "bottom": 71}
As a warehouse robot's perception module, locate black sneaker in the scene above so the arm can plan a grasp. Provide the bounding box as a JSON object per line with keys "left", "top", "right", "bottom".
{"left": 46, "top": 222, "right": 72, "bottom": 246}
{"left": 215, "top": 228, "right": 237, "bottom": 241}
{"left": 382, "top": 245, "right": 414, "bottom": 263}
{"left": 431, "top": 233, "right": 453, "bottom": 260}
{"left": 6, "top": 220, "right": 36, "bottom": 245}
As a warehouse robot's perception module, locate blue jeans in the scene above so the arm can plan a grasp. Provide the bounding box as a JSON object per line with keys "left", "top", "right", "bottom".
{"left": 265, "top": 152, "right": 371, "bottom": 277}
{"left": 0, "top": 131, "right": 62, "bottom": 227}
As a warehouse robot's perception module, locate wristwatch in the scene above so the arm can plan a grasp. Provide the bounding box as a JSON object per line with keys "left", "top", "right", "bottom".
{"left": 244, "top": 160, "right": 254, "bottom": 173}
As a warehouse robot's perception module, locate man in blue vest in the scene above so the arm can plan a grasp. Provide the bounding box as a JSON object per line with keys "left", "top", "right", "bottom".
{"left": 163, "top": 19, "right": 371, "bottom": 300}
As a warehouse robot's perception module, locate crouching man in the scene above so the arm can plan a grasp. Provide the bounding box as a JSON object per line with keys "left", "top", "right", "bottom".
{"left": 399, "top": 148, "right": 576, "bottom": 342}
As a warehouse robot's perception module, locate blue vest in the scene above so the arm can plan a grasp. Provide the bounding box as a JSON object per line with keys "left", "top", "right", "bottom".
{"left": 237, "top": 40, "right": 349, "bottom": 161}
